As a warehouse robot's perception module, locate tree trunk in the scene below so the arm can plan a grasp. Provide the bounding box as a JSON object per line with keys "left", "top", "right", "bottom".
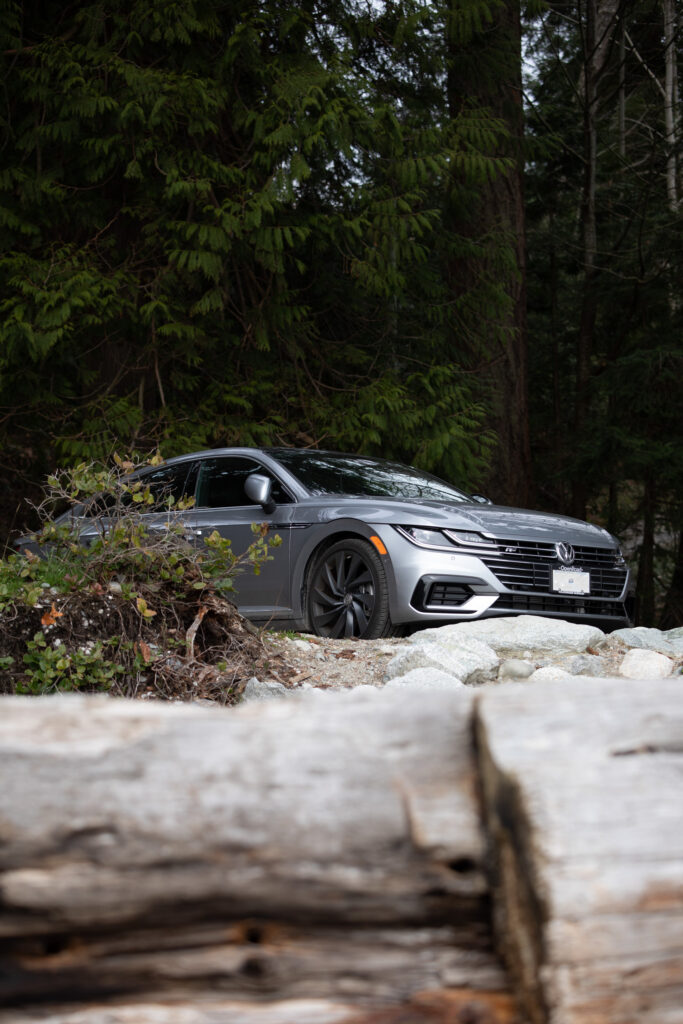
{"left": 637, "top": 473, "right": 657, "bottom": 625}
{"left": 447, "top": 0, "right": 532, "bottom": 508}
{"left": 572, "top": 0, "right": 599, "bottom": 520}
{"left": 663, "top": 0, "right": 680, "bottom": 213}
{"left": 660, "top": 519, "right": 683, "bottom": 628}
{"left": 572, "top": 0, "right": 621, "bottom": 519}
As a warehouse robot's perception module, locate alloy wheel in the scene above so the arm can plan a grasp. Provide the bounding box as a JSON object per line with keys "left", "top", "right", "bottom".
{"left": 308, "top": 540, "right": 390, "bottom": 639}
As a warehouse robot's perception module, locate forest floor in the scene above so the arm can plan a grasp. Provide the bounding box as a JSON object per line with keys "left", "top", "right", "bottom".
{"left": 252, "top": 631, "right": 408, "bottom": 693}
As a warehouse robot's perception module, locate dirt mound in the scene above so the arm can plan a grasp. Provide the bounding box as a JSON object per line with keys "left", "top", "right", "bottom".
{"left": 0, "top": 587, "right": 274, "bottom": 702}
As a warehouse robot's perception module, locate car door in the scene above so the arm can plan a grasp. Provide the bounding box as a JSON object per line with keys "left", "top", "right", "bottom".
{"left": 183, "top": 455, "right": 293, "bottom": 619}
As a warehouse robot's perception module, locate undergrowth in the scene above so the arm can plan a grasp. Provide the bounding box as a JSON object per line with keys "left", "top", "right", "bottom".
{"left": 0, "top": 455, "right": 280, "bottom": 701}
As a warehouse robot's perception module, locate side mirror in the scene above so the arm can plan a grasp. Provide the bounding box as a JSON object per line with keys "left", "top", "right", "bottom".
{"left": 470, "top": 493, "right": 493, "bottom": 505}
{"left": 245, "top": 474, "right": 276, "bottom": 514}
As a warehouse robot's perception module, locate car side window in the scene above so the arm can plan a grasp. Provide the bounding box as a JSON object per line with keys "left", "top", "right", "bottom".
{"left": 79, "top": 463, "right": 197, "bottom": 517}
{"left": 139, "top": 463, "right": 199, "bottom": 512}
{"left": 195, "top": 457, "right": 291, "bottom": 509}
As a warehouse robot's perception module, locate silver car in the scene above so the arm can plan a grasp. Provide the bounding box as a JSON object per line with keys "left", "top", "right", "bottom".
{"left": 97, "top": 447, "right": 631, "bottom": 638}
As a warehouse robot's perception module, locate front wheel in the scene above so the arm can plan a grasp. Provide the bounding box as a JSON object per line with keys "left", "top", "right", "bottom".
{"left": 307, "top": 538, "right": 392, "bottom": 639}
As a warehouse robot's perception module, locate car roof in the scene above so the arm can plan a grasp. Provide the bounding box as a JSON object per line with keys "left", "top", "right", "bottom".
{"left": 161, "top": 447, "right": 265, "bottom": 464}
{"left": 162, "top": 446, "right": 366, "bottom": 463}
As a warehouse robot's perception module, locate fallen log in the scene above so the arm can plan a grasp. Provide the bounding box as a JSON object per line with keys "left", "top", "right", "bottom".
{"left": 0, "top": 691, "right": 515, "bottom": 1022}
{"left": 475, "top": 676, "right": 683, "bottom": 1024}
{"left": 0, "top": 692, "right": 486, "bottom": 931}
{"left": 1, "top": 992, "right": 520, "bottom": 1024}
{"left": 3, "top": 677, "right": 681, "bottom": 1024}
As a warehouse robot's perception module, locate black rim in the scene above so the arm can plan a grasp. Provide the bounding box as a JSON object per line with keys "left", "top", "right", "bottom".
{"left": 310, "top": 549, "right": 376, "bottom": 638}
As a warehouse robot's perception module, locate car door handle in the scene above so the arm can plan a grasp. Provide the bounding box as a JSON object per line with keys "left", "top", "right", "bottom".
{"left": 183, "top": 528, "right": 203, "bottom": 538}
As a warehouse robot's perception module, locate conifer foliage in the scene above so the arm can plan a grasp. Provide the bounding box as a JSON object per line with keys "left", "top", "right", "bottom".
{"left": 525, "top": 0, "right": 683, "bottom": 624}
{"left": 0, "top": 0, "right": 508, "bottom": 519}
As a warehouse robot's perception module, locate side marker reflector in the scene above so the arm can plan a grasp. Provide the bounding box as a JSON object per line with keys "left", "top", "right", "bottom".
{"left": 370, "top": 535, "right": 387, "bottom": 555}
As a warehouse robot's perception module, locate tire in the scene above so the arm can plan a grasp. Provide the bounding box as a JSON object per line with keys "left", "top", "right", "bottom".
{"left": 307, "top": 538, "right": 392, "bottom": 639}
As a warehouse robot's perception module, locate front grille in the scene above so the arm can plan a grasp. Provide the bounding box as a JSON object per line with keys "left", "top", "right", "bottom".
{"left": 487, "top": 538, "right": 618, "bottom": 566}
{"left": 493, "top": 593, "right": 627, "bottom": 618}
{"left": 480, "top": 541, "right": 627, "bottom": 599}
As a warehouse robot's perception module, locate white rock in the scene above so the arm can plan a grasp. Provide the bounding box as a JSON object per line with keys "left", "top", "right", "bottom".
{"left": 498, "top": 659, "right": 535, "bottom": 682}
{"left": 609, "top": 626, "right": 678, "bottom": 657}
{"left": 418, "top": 615, "right": 604, "bottom": 658}
{"left": 527, "top": 666, "right": 576, "bottom": 683}
{"left": 297, "top": 683, "right": 329, "bottom": 698}
{"left": 290, "top": 639, "right": 314, "bottom": 653}
{"left": 241, "top": 677, "right": 290, "bottom": 702}
{"left": 385, "top": 634, "right": 498, "bottom": 686}
{"left": 618, "top": 648, "right": 674, "bottom": 679}
{"left": 383, "top": 669, "right": 466, "bottom": 692}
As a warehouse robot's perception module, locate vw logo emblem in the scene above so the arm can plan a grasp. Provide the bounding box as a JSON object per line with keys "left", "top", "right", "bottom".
{"left": 555, "top": 542, "right": 575, "bottom": 566}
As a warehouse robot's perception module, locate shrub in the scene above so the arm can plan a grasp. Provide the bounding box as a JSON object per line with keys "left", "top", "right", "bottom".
{"left": 0, "top": 455, "right": 279, "bottom": 700}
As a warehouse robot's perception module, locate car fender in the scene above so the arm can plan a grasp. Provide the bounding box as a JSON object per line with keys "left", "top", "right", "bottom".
{"left": 287, "top": 517, "right": 400, "bottom": 626}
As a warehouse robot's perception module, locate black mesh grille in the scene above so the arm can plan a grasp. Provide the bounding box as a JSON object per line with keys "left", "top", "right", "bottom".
{"left": 425, "top": 583, "right": 472, "bottom": 608}
{"left": 493, "top": 594, "right": 627, "bottom": 617}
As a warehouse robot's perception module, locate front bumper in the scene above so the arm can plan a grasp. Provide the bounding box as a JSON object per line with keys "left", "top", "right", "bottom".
{"left": 373, "top": 525, "right": 632, "bottom": 629}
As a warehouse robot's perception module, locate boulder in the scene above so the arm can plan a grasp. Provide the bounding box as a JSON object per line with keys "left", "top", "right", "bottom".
{"left": 385, "top": 634, "right": 498, "bottom": 687}
{"left": 609, "top": 626, "right": 678, "bottom": 658}
{"left": 664, "top": 627, "right": 683, "bottom": 655}
{"left": 416, "top": 615, "right": 603, "bottom": 659}
{"left": 618, "top": 648, "right": 675, "bottom": 680}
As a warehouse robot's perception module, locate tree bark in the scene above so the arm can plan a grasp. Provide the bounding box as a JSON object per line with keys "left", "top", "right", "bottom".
{"left": 572, "top": 0, "right": 621, "bottom": 519}
{"left": 573, "top": 0, "right": 599, "bottom": 520}
{"left": 660, "top": 520, "right": 683, "bottom": 628}
{"left": 637, "top": 473, "right": 657, "bottom": 624}
{"left": 447, "top": 0, "right": 532, "bottom": 508}
{"left": 663, "top": 0, "right": 680, "bottom": 213}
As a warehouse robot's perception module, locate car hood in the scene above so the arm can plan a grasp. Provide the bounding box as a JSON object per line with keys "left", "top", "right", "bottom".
{"left": 304, "top": 497, "right": 617, "bottom": 547}
{"left": 454, "top": 504, "right": 616, "bottom": 546}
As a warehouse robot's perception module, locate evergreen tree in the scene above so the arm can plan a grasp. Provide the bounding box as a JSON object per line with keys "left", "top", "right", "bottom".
{"left": 525, "top": 0, "right": 683, "bottom": 623}
{"left": 0, "top": 0, "right": 513, "bottom": 536}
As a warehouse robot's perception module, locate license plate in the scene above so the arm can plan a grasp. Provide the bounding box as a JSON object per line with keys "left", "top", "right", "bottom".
{"left": 552, "top": 569, "right": 590, "bottom": 594}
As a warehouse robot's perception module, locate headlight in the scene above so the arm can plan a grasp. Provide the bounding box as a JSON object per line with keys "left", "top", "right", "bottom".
{"left": 397, "top": 526, "right": 497, "bottom": 550}
{"left": 444, "top": 530, "right": 496, "bottom": 547}
{"left": 397, "top": 526, "right": 454, "bottom": 548}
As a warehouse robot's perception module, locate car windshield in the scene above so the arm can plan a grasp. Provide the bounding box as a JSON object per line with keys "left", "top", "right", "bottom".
{"left": 267, "top": 450, "right": 470, "bottom": 503}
